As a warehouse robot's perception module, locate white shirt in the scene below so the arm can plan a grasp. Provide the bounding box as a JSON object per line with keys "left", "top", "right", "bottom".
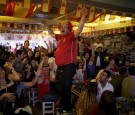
{"left": 96, "top": 56, "right": 101, "bottom": 66}
{"left": 97, "top": 82, "right": 114, "bottom": 102}
{"left": 76, "top": 69, "right": 84, "bottom": 82}
{"left": 48, "top": 57, "right": 57, "bottom": 79}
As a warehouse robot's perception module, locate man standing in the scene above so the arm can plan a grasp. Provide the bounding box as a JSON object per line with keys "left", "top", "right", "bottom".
{"left": 42, "top": 5, "right": 88, "bottom": 112}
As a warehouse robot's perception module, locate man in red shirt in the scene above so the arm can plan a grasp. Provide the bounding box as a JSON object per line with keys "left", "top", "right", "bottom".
{"left": 42, "top": 5, "right": 88, "bottom": 112}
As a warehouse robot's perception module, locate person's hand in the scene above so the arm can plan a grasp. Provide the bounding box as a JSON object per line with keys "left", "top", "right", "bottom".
{"left": 81, "top": 4, "right": 88, "bottom": 17}
{"left": 35, "top": 69, "right": 42, "bottom": 77}
{"left": 2, "top": 93, "right": 16, "bottom": 102}
{"left": 23, "top": 58, "right": 28, "bottom": 64}
{"left": 27, "top": 64, "right": 31, "bottom": 72}
{"left": 82, "top": 57, "right": 86, "bottom": 63}
{"left": 6, "top": 62, "right": 13, "bottom": 70}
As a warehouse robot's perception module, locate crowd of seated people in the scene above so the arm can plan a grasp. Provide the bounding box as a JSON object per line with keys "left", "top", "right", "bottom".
{"left": 0, "top": 37, "right": 135, "bottom": 115}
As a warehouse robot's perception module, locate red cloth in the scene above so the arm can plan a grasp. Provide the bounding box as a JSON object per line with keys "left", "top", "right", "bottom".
{"left": 55, "top": 32, "right": 77, "bottom": 66}
{"left": 37, "top": 76, "right": 50, "bottom": 101}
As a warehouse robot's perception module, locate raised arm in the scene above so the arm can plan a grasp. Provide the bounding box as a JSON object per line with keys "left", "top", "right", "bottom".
{"left": 38, "top": 56, "right": 44, "bottom": 70}
{"left": 22, "top": 69, "right": 42, "bottom": 88}
{"left": 42, "top": 19, "right": 55, "bottom": 38}
{"left": 82, "top": 57, "right": 86, "bottom": 72}
{"left": 74, "top": 4, "right": 88, "bottom": 38}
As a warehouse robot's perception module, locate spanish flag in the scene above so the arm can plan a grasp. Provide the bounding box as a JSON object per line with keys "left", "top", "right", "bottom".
{"left": 29, "top": 24, "right": 32, "bottom": 30}
{"left": 120, "top": 12, "right": 126, "bottom": 23}
{"left": 131, "top": 14, "right": 135, "bottom": 24}
{"left": 58, "top": 0, "right": 68, "bottom": 15}
{"left": 14, "top": 23, "right": 18, "bottom": 29}
{"left": 109, "top": 11, "right": 116, "bottom": 21}
{"left": 100, "top": 9, "right": 106, "bottom": 21}
{"left": 22, "top": 24, "right": 25, "bottom": 29}
{"left": 7, "top": 22, "right": 10, "bottom": 28}
{"left": 75, "top": 3, "right": 83, "bottom": 17}
{"left": 88, "top": 6, "right": 95, "bottom": 22}
{"left": 41, "top": 0, "right": 52, "bottom": 12}
{"left": 0, "top": 0, "right": 7, "bottom": 4}
{"left": 5, "top": 2, "right": 36, "bottom": 18}
{"left": 13, "top": 5, "right": 28, "bottom": 18}
{"left": 22, "top": 0, "right": 32, "bottom": 9}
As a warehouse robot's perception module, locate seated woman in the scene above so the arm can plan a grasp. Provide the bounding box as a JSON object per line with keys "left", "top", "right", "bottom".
{"left": 0, "top": 61, "right": 41, "bottom": 115}
{"left": 76, "top": 82, "right": 98, "bottom": 115}
{"left": 0, "top": 62, "right": 19, "bottom": 115}
{"left": 89, "top": 90, "right": 118, "bottom": 115}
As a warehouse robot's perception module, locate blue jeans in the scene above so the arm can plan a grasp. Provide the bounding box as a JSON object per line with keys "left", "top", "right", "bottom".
{"left": 55, "top": 63, "right": 76, "bottom": 111}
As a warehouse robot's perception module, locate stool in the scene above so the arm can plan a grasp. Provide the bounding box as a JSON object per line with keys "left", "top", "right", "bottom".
{"left": 42, "top": 102, "right": 55, "bottom": 115}
{"left": 28, "top": 88, "right": 39, "bottom": 106}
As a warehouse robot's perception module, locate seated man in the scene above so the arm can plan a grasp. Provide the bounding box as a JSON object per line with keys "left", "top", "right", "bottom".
{"left": 97, "top": 70, "right": 114, "bottom": 101}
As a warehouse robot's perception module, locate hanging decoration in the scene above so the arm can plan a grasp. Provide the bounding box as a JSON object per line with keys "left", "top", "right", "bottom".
{"left": 58, "top": 0, "right": 68, "bottom": 15}
{"left": 5, "top": 2, "right": 36, "bottom": 18}
{"left": 41, "top": 0, "right": 52, "bottom": 12}
{"left": 131, "top": 14, "right": 135, "bottom": 24}
{"left": 7, "top": 22, "right": 10, "bottom": 28}
{"left": 75, "top": 3, "right": 83, "bottom": 17}
{"left": 22, "top": 0, "right": 32, "bottom": 9}
{"left": 88, "top": 6, "right": 96, "bottom": 22}
{"left": 0, "top": 0, "right": 7, "bottom": 4}
{"left": 109, "top": 11, "right": 116, "bottom": 21}
{"left": 14, "top": 23, "right": 17, "bottom": 28}
{"left": 120, "top": 12, "right": 126, "bottom": 23}
{"left": 100, "top": 9, "right": 106, "bottom": 21}
{"left": 22, "top": 24, "right": 25, "bottom": 29}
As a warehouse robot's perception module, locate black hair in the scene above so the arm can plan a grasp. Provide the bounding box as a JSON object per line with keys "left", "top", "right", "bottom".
{"left": 128, "top": 66, "right": 135, "bottom": 76}
{"left": 99, "top": 90, "right": 118, "bottom": 115}
{"left": 119, "top": 67, "right": 127, "bottom": 75}
{"left": 15, "top": 50, "right": 23, "bottom": 57}
{"left": 104, "top": 70, "right": 111, "bottom": 78}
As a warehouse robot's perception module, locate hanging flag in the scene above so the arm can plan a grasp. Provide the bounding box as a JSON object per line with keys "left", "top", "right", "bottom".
{"left": 109, "top": 11, "right": 116, "bottom": 21}
{"left": 22, "top": 24, "right": 25, "bottom": 29}
{"left": 0, "top": 22, "right": 2, "bottom": 28}
{"left": 131, "top": 14, "right": 135, "bottom": 24}
{"left": 0, "top": 0, "right": 7, "bottom": 4}
{"left": 100, "top": 9, "right": 106, "bottom": 21}
{"left": 113, "top": 29, "right": 115, "bottom": 34}
{"left": 124, "top": 27, "right": 127, "bottom": 32}
{"left": 118, "top": 28, "right": 121, "bottom": 33}
{"left": 130, "top": 26, "right": 133, "bottom": 31}
{"left": 41, "top": 0, "right": 52, "bottom": 12}
{"left": 22, "top": 0, "right": 32, "bottom": 9}
{"left": 88, "top": 6, "right": 95, "bottom": 22}
{"left": 5, "top": 2, "right": 36, "bottom": 18}
{"left": 35, "top": 25, "right": 38, "bottom": 30}
{"left": 13, "top": 5, "right": 28, "bottom": 18}
{"left": 104, "top": 30, "right": 106, "bottom": 35}
{"left": 7, "top": 22, "right": 10, "bottom": 28}
{"left": 14, "top": 23, "right": 17, "bottom": 28}
{"left": 106, "top": 29, "right": 109, "bottom": 34}
{"left": 108, "top": 29, "right": 111, "bottom": 34}
{"left": 75, "top": 3, "right": 83, "bottom": 17}
{"left": 58, "top": 0, "right": 68, "bottom": 15}
{"left": 29, "top": 24, "right": 32, "bottom": 30}
{"left": 120, "top": 12, "right": 126, "bottom": 23}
